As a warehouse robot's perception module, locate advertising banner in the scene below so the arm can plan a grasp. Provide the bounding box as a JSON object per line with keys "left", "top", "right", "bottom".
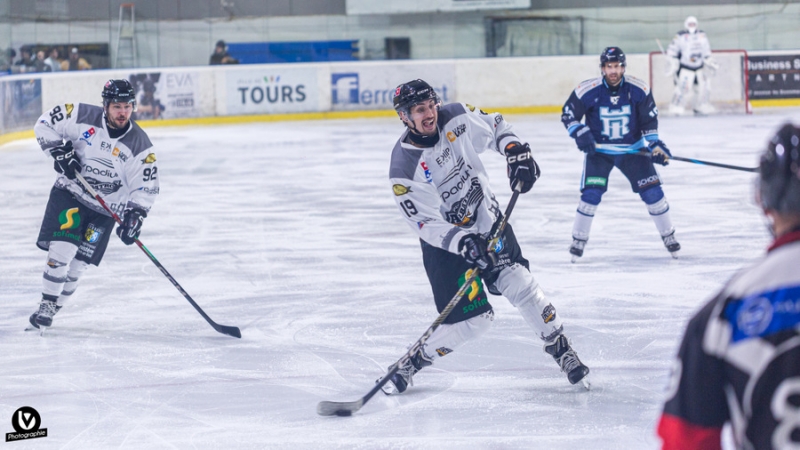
{"left": 129, "top": 72, "right": 202, "bottom": 120}
{"left": 330, "top": 63, "right": 455, "bottom": 111}
{"left": 1, "top": 78, "right": 42, "bottom": 133}
{"left": 225, "top": 67, "right": 319, "bottom": 115}
{"left": 346, "top": 0, "right": 530, "bottom": 14}
{"left": 748, "top": 54, "right": 800, "bottom": 100}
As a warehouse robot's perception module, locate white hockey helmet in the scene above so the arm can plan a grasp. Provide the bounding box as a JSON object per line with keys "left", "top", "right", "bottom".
{"left": 684, "top": 16, "right": 698, "bottom": 34}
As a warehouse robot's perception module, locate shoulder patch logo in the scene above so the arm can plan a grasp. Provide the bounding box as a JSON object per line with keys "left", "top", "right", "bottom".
{"left": 465, "top": 104, "right": 476, "bottom": 112}
{"left": 65, "top": 103, "right": 74, "bottom": 118}
{"left": 142, "top": 153, "right": 157, "bottom": 164}
{"left": 392, "top": 184, "right": 411, "bottom": 196}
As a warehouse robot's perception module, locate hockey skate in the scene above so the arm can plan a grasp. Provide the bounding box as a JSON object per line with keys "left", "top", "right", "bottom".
{"left": 378, "top": 349, "right": 432, "bottom": 395}
{"left": 544, "top": 334, "right": 590, "bottom": 389}
{"left": 662, "top": 231, "right": 681, "bottom": 258}
{"left": 569, "top": 238, "right": 587, "bottom": 263}
{"left": 28, "top": 298, "right": 61, "bottom": 333}
{"left": 693, "top": 103, "right": 716, "bottom": 115}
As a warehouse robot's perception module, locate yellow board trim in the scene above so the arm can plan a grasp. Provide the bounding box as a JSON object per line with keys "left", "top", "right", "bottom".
{"left": 750, "top": 98, "right": 800, "bottom": 108}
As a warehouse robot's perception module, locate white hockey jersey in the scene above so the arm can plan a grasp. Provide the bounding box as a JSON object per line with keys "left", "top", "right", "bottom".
{"left": 389, "top": 103, "right": 521, "bottom": 255}
{"left": 666, "top": 30, "right": 712, "bottom": 70}
{"left": 34, "top": 102, "right": 159, "bottom": 217}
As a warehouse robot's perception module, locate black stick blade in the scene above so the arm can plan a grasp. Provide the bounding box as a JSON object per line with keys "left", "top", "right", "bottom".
{"left": 214, "top": 324, "right": 242, "bottom": 338}
{"left": 317, "top": 399, "right": 363, "bottom": 417}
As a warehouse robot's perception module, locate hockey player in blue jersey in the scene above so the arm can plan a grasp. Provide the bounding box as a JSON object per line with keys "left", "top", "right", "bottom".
{"left": 561, "top": 46, "right": 680, "bottom": 261}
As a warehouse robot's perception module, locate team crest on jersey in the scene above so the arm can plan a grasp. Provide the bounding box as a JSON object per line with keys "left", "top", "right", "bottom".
{"left": 610, "top": 96, "right": 619, "bottom": 105}
{"left": 541, "top": 304, "right": 557, "bottom": 324}
{"left": 599, "top": 105, "right": 631, "bottom": 140}
{"left": 142, "top": 153, "right": 157, "bottom": 164}
{"left": 65, "top": 103, "right": 74, "bottom": 118}
{"left": 84, "top": 224, "right": 103, "bottom": 244}
{"left": 392, "top": 184, "right": 411, "bottom": 196}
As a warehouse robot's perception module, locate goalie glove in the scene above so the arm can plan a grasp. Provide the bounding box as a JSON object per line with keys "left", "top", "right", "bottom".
{"left": 116, "top": 208, "right": 147, "bottom": 245}
{"left": 50, "top": 141, "right": 81, "bottom": 180}
{"left": 648, "top": 140, "right": 672, "bottom": 166}
{"left": 665, "top": 58, "right": 680, "bottom": 84}
{"left": 703, "top": 57, "right": 719, "bottom": 75}
{"left": 504, "top": 142, "right": 540, "bottom": 194}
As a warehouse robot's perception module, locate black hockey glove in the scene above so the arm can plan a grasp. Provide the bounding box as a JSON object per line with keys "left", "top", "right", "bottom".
{"left": 505, "top": 142, "right": 540, "bottom": 194}
{"left": 50, "top": 141, "right": 81, "bottom": 180}
{"left": 570, "top": 125, "right": 596, "bottom": 155}
{"left": 648, "top": 140, "right": 672, "bottom": 166}
{"left": 458, "top": 234, "right": 497, "bottom": 271}
{"left": 116, "top": 208, "right": 147, "bottom": 245}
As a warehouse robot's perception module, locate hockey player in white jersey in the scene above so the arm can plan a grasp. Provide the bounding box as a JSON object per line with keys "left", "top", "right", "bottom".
{"left": 380, "top": 79, "right": 589, "bottom": 394}
{"left": 28, "top": 79, "right": 159, "bottom": 331}
{"left": 666, "top": 16, "right": 718, "bottom": 115}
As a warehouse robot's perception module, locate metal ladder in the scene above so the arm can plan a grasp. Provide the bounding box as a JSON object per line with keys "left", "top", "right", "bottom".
{"left": 114, "top": 3, "right": 137, "bottom": 68}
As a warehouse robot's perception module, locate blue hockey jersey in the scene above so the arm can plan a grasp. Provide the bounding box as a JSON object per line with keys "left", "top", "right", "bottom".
{"left": 561, "top": 75, "right": 659, "bottom": 145}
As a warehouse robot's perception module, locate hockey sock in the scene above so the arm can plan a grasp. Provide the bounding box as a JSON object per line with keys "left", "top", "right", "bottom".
{"left": 572, "top": 200, "right": 597, "bottom": 241}
{"left": 423, "top": 311, "right": 494, "bottom": 361}
{"left": 494, "top": 264, "right": 564, "bottom": 342}
{"left": 42, "top": 241, "right": 79, "bottom": 298}
{"left": 58, "top": 259, "right": 89, "bottom": 306}
{"left": 646, "top": 197, "right": 675, "bottom": 237}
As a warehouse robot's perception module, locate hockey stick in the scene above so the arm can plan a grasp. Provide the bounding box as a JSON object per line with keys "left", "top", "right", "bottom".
{"left": 317, "top": 185, "right": 522, "bottom": 417}
{"left": 595, "top": 143, "right": 758, "bottom": 173}
{"left": 74, "top": 173, "right": 242, "bottom": 338}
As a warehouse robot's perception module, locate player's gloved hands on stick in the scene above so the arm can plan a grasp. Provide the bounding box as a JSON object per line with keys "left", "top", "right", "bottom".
{"left": 648, "top": 140, "right": 672, "bottom": 166}
{"left": 50, "top": 141, "right": 81, "bottom": 180}
{"left": 570, "top": 125, "right": 596, "bottom": 155}
{"left": 504, "top": 142, "right": 540, "bottom": 194}
{"left": 458, "top": 234, "right": 496, "bottom": 271}
{"left": 116, "top": 208, "right": 147, "bottom": 245}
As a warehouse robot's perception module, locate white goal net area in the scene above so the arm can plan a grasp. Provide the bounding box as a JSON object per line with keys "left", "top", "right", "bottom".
{"left": 649, "top": 50, "right": 752, "bottom": 114}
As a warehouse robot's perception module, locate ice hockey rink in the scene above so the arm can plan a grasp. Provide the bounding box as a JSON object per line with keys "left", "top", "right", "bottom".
{"left": 0, "top": 110, "right": 797, "bottom": 449}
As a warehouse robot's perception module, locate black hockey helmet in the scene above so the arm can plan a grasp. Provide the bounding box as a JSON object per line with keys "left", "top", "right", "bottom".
{"left": 758, "top": 123, "right": 800, "bottom": 214}
{"left": 600, "top": 47, "right": 626, "bottom": 67}
{"left": 393, "top": 79, "right": 441, "bottom": 118}
{"left": 102, "top": 79, "right": 137, "bottom": 111}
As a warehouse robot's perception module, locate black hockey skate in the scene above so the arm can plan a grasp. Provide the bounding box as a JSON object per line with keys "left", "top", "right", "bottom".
{"left": 661, "top": 231, "right": 681, "bottom": 259}
{"left": 29, "top": 298, "right": 61, "bottom": 331}
{"left": 544, "top": 334, "right": 590, "bottom": 389}
{"left": 569, "top": 238, "right": 587, "bottom": 263}
{"left": 378, "top": 350, "right": 433, "bottom": 395}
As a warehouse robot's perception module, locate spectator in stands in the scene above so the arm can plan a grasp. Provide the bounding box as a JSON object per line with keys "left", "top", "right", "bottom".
{"left": 61, "top": 47, "right": 92, "bottom": 71}
{"left": 0, "top": 48, "right": 15, "bottom": 74}
{"left": 33, "top": 50, "right": 52, "bottom": 73}
{"left": 209, "top": 40, "right": 238, "bottom": 65}
{"left": 44, "top": 47, "right": 61, "bottom": 72}
{"left": 134, "top": 79, "right": 166, "bottom": 120}
{"left": 14, "top": 47, "right": 36, "bottom": 73}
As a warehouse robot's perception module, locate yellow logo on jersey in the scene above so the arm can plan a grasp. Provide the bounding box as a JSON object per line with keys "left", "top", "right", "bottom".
{"left": 142, "top": 153, "right": 157, "bottom": 164}
{"left": 112, "top": 147, "right": 120, "bottom": 156}
{"left": 392, "top": 184, "right": 411, "bottom": 196}
{"left": 446, "top": 131, "right": 457, "bottom": 142}
{"left": 466, "top": 104, "right": 476, "bottom": 112}
{"left": 65, "top": 103, "right": 74, "bottom": 118}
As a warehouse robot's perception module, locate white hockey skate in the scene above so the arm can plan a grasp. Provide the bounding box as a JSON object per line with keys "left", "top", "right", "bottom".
{"left": 662, "top": 231, "right": 681, "bottom": 259}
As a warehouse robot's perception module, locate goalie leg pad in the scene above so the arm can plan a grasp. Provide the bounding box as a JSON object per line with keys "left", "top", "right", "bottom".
{"left": 42, "top": 241, "right": 79, "bottom": 297}
{"left": 422, "top": 310, "right": 494, "bottom": 361}
{"left": 494, "top": 264, "right": 564, "bottom": 341}
{"left": 670, "top": 69, "right": 696, "bottom": 113}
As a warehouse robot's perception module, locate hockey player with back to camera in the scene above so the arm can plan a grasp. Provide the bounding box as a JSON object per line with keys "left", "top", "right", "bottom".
{"left": 665, "top": 16, "right": 718, "bottom": 116}
{"left": 28, "top": 79, "right": 159, "bottom": 331}
{"left": 658, "top": 123, "right": 800, "bottom": 450}
{"left": 562, "top": 46, "right": 680, "bottom": 262}
{"left": 380, "top": 79, "right": 590, "bottom": 394}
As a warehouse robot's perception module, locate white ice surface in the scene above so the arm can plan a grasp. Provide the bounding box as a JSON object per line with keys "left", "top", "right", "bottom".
{"left": 1, "top": 110, "right": 797, "bottom": 449}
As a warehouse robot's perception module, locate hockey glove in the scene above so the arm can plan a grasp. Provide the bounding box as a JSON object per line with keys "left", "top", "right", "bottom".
{"left": 458, "top": 234, "right": 496, "bottom": 271}
{"left": 50, "top": 141, "right": 81, "bottom": 180}
{"left": 116, "top": 208, "right": 147, "bottom": 245}
{"left": 570, "top": 125, "right": 596, "bottom": 155}
{"left": 505, "top": 142, "right": 540, "bottom": 194}
{"left": 648, "top": 140, "right": 672, "bottom": 166}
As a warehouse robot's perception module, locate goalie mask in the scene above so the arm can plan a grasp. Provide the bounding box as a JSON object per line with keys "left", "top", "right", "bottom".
{"left": 758, "top": 123, "right": 800, "bottom": 214}
{"left": 684, "top": 16, "right": 698, "bottom": 34}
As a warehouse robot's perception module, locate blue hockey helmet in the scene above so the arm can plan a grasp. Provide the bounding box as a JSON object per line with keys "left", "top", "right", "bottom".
{"left": 758, "top": 123, "right": 800, "bottom": 214}
{"left": 600, "top": 47, "right": 626, "bottom": 67}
